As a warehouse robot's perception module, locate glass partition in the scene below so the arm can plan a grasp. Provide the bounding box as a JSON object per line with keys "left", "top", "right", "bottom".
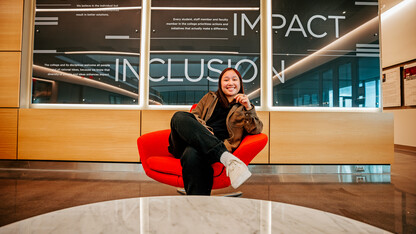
{"left": 272, "top": 0, "right": 380, "bottom": 107}
{"left": 29, "top": 0, "right": 383, "bottom": 109}
{"left": 149, "top": 0, "right": 261, "bottom": 105}
{"left": 32, "top": 0, "right": 141, "bottom": 104}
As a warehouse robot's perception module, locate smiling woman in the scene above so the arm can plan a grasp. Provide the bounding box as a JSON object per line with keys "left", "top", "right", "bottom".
{"left": 166, "top": 67, "right": 263, "bottom": 195}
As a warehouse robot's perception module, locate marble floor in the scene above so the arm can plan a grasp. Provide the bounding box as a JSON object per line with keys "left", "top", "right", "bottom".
{"left": 0, "top": 150, "right": 415, "bottom": 233}
{"left": 0, "top": 196, "right": 390, "bottom": 233}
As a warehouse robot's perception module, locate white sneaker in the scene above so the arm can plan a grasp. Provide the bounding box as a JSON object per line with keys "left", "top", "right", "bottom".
{"left": 226, "top": 158, "right": 252, "bottom": 189}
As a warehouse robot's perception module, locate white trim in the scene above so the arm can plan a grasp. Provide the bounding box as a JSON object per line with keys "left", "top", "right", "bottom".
{"left": 151, "top": 37, "right": 229, "bottom": 40}
{"left": 150, "top": 50, "right": 238, "bottom": 54}
{"left": 151, "top": 7, "right": 259, "bottom": 11}
{"left": 354, "top": 2, "right": 378, "bottom": 6}
{"left": 356, "top": 43, "right": 380, "bottom": 48}
{"left": 30, "top": 104, "right": 380, "bottom": 112}
{"left": 64, "top": 51, "right": 140, "bottom": 56}
{"left": 264, "top": 107, "right": 380, "bottom": 112}
{"left": 261, "top": 0, "right": 273, "bottom": 111}
{"left": 36, "top": 6, "right": 142, "bottom": 12}
{"left": 35, "top": 17, "right": 58, "bottom": 20}
{"left": 105, "top": 35, "right": 130, "bottom": 39}
{"left": 33, "top": 50, "right": 57, "bottom": 53}
{"left": 34, "top": 22, "right": 58, "bottom": 25}
{"left": 139, "top": 0, "right": 151, "bottom": 109}
{"left": 30, "top": 104, "right": 141, "bottom": 110}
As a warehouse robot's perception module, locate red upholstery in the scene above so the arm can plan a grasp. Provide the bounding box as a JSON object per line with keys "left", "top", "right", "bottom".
{"left": 137, "top": 106, "right": 268, "bottom": 190}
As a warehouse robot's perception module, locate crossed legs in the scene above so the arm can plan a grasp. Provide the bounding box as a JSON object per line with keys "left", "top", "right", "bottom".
{"left": 168, "top": 111, "right": 227, "bottom": 195}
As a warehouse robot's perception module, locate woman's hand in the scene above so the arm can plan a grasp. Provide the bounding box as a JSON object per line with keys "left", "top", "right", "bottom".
{"left": 234, "top": 94, "right": 252, "bottom": 110}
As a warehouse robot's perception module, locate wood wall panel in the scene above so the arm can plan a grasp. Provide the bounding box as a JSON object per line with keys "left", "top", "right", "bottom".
{"left": 251, "top": 111, "right": 269, "bottom": 164}
{"left": 18, "top": 109, "right": 141, "bottom": 162}
{"left": 0, "top": 52, "right": 21, "bottom": 107}
{"left": 141, "top": 110, "right": 177, "bottom": 135}
{"left": 0, "top": 0, "right": 23, "bottom": 51}
{"left": 269, "top": 112, "right": 394, "bottom": 164}
{"left": 0, "top": 109, "right": 18, "bottom": 159}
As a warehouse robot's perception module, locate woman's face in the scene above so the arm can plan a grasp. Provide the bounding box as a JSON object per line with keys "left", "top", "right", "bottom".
{"left": 221, "top": 70, "right": 241, "bottom": 99}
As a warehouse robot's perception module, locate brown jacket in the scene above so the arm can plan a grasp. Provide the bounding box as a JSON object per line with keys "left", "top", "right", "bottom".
{"left": 191, "top": 91, "right": 263, "bottom": 152}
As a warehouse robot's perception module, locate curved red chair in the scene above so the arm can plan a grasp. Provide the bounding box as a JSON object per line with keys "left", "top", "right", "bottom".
{"left": 137, "top": 105, "right": 268, "bottom": 191}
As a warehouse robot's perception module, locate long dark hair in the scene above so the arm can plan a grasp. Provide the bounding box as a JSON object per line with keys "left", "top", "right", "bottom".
{"left": 216, "top": 68, "right": 244, "bottom": 108}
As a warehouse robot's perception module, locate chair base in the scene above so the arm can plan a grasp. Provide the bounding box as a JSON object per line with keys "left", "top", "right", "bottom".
{"left": 176, "top": 188, "right": 243, "bottom": 197}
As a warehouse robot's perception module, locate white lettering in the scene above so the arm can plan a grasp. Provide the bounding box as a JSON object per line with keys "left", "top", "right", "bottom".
{"left": 207, "top": 59, "right": 223, "bottom": 82}
{"left": 149, "top": 58, "right": 165, "bottom": 82}
{"left": 166, "top": 59, "right": 182, "bottom": 82}
{"left": 115, "top": 58, "right": 119, "bottom": 81}
{"left": 123, "top": 59, "right": 140, "bottom": 81}
{"left": 307, "top": 15, "right": 327, "bottom": 38}
{"left": 328, "top": 15, "right": 345, "bottom": 38}
{"left": 272, "top": 60, "right": 285, "bottom": 83}
{"left": 285, "top": 14, "right": 307, "bottom": 37}
{"left": 184, "top": 59, "right": 204, "bottom": 82}
{"left": 272, "top": 14, "right": 286, "bottom": 30}
{"left": 241, "top": 13, "right": 260, "bottom": 36}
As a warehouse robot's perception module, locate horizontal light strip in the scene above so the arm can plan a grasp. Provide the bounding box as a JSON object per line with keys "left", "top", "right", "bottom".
{"left": 31, "top": 104, "right": 380, "bottom": 112}
{"left": 31, "top": 104, "right": 142, "bottom": 110}
{"left": 307, "top": 49, "right": 355, "bottom": 52}
{"left": 356, "top": 43, "right": 379, "bottom": 48}
{"left": 105, "top": 35, "right": 130, "bottom": 39}
{"left": 151, "top": 7, "right": 259, "bottom": 11}
{"left": 355, "top": 2, "right": 378, "bottom": 6}
{"left": 36, "top": 4, "right": 71, "bottom": 7}
{"left": 34, "top": 22, "right": 58, "bottom": 25}
{"left": 36, "top": 6, "right": 141, "bottom": 12}
{"left": 267, "top": 106, "right": 380, "bottom": 112}
{"left": 64, "top": 51, "right": 140, "bottom": 55}
{"left": 35, "top": 17, "right": 58, "bottom": 20}
{"left": 33, "top": 50, "right": 57, "bottom": 53}
{"left": 273, "top": 53, "right": 360, "bottom": 57}
{"left": 356, "top": 48, "right": 379, "bottom": 52}
{"left": 151, "top": 37, "right": 228, "bottom": 40}
{"left": 356, "top": 53, "right": 380, "bottom": 57}
{"left": 150, "top": 50, "right": 239, "bottom": 54}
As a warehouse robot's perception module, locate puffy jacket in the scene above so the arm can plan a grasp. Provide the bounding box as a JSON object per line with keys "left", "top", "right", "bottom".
{"left": 191, "top": 91, "right": 263, "bottom": 152}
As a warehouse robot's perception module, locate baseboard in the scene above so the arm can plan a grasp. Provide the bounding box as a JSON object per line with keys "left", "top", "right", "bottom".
{"left": 395, "top": 144, "right": 416, "bottom": 154}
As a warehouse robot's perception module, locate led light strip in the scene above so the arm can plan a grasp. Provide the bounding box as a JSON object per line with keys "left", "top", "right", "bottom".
{"left": 151, "top": 7, "right": 259, "bottom": 11}
{"left": 36, "top": 6, "right": 141, "bottom": 12}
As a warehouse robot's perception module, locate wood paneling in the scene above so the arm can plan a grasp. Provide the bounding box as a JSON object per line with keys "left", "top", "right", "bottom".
{"left": 141, "top": 110, "right": 270, "bottom": 164}
{"left": 269, "top": 112, "right": 394, "bottom": 164}
{"left": 251, "top": 111, "right": 269, "bottom": 164}
{"left": 18, "top": 109, "right": 141, "bottom": 162}
{"left": 0, "top": 109, "right": 18, "bottom": 159}
{"left": 141, "top": 110, "right": 177, "bottom": 135}
{"left": 0, "top": 0, "right": 23, "bottom": 51}
{"left": 0, "top": 52, "right": 21, "bottom": 107}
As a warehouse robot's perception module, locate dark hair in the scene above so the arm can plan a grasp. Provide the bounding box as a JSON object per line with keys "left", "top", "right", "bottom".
{"left": 216, "top": 68, "right": 244, "bottom": 108}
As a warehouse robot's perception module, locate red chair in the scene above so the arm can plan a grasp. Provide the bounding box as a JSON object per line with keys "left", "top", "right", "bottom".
{"left": 137, "top": 105, "right": 268, "bottom": 195}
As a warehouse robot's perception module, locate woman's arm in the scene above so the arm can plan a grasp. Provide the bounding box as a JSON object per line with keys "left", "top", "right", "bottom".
{"left": 233, "top": 94, "right": 263, "bottom": 135}
{"left": 242, "top": 105, "right": 263, "bottom": 135}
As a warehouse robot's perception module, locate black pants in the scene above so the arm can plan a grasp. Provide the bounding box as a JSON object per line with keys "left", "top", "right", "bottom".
{"left": 168, "top": 111, "right": 228, "bottom": 195}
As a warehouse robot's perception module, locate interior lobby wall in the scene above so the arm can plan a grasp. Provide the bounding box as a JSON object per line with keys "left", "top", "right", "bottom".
{"left": 380, "top": 0, "right": 416, "bottom": 148}
{"left": 0, "top": 0, "right": 401, "bottom": 163}
{"left": 0, "top": 0, "right": 23, "bottom": 159}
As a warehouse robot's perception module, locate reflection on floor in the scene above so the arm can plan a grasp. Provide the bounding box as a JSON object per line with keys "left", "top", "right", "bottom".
{"left": 0, "top": 150, "right": 415, "bottom": 233}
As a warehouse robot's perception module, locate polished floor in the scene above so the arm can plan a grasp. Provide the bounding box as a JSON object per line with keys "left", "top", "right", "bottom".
{"left": 0, "top": 150, "right": 415, "bottom": 233}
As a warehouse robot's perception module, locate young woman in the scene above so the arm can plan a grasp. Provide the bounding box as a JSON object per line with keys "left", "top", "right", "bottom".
{"left": 168, "top": 68, "right": 263, "bottom": 195}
